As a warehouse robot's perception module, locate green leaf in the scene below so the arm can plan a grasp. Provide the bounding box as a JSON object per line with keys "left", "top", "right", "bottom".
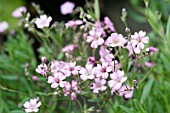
{"left": 0, "top": 75, "right": 18, "bottom": 81}
{"left": 166, "top": 15, "right": 170, "bottom": 39}
{"left": 119, "top": 105, "right": 133, "bottom": 113}
{"left": 94, "top": 0, "right": 100, "bottom": 20}
{"left": 140, "top": 77, "right": 154, "bottom": 103}
{"left": 88, "top": 98, "right": 103, "bottom": 102}
{"left": 10, "top": 110, "right": 25, "bottom": 113}
{"left": 133, "top": 99, "right": 147, "bottom": 113}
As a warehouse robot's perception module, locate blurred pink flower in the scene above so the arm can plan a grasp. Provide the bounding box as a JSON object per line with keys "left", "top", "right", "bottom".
{"left": 106, "top": 33, "right": 126, "bottom": 47}
{"left": 62, "top": 44, "right": 78, "bottom": 53}
{"left": 35, "top": 14, "right": 52, "bottom": 28}
{"left": 99, "top": 46, "right": 114, "bottom": 63}
{"left": 32, "top": 76, "right": 38, "bottom": 81}
{"left": 118, "top": 85, "right": 133, "bottom": 99}
{"left": 23, "top": 98, "right": 41, "bottom": 113}
{"left": 35, "top": 64, "right": 48, "bottom": 76}
{"left": 60, "top": 1, "right": 75, "bottom": 15}
{"left": 12, "top": 6, "right": 27, "bottom": 18}
{"left": 108, "top": 70, "right": 127, "bottom": 93}
{"left": 91, "top": 78, "right": 107, "bottom": 93}
{"left": 104, "top": 17, "right": 115, "bottom": 32}
{"left": 149, "top": 46, "right": 158, "bottom": 53}
{"left": 86, "top": 29, "right": 104, "bottom": 48}
{"left": 0, "top": 21, "right": 8, "bottom": 33}
{"left": 63, "top": 80, "right": 80, "bottom": 100}
{"left": 95, "top": 21, "right": 106, "bottom": 37}
{"left": 65, "top": 20, "right": 83, "bottom": 28}
{"left": 144, "top": 62, "right": 155, "bottom": 67}
{"left": 41, "top": 56, "right": 47, "bottom": 63}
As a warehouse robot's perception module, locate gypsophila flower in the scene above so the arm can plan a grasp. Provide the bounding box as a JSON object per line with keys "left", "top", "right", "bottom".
{"left": 12, "top": 6, "right": 27, "bottom": 18}
{"left": 99, "top": 46, "right": 114, "bottom": 63}
{"left": 65, "top": 20, "right": 83, "bottom": 28}
{"left": 79, "top": 64, "right": 95, "bottom": 81}
{"left": 35, "top": 14, "right": 52, "bottom": 28}
{"left": 41, "top": 56, "right": 47, "bottom": 63}
{"left": 35, "top": 64, "right": 48, "bottom": 76}
{"left": 93, "top": 62, "right": 112, "bottom": 79}
{"left": 86, "top": 29, "right": 104, "bottom": 48}
{"left": 62, "top": 44, "right": 78, "bottom": 53}
{"left": 63, "top": 80, "right": 80, "bottom": 100}
{"left": 47, "top": 72, "right": 66, "bottom": 88}
{"left": 118, "top": 85, "right": 133, "bottom": 99}
{"left": 106, "top": 33, "right": 126, "bottom": 47}
{"left": 131, "top": 30, "right": 149, "bottom": 54}
{"left": 104, "top": 17, "right": 115, "bottom": 32}
{"left": 91, "top": 78, "right": 107, "bottom": 93}
{"left": 23, "top": 98, "right": 41, "bottom": 113}
{"left": 0, "top": 21, "right": 8, "bottom": 33}
{"left": 108, "top": 70, "right": 127, "bottom": 93}
{"left": 60, "top": 1, "right": 75, "bottom": 15}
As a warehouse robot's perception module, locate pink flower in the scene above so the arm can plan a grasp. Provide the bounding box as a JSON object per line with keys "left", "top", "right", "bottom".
{"left": 131, "top": 31, "right": 149, "bottom": 54}
{"left": 63, "top": 80, "right": 80, "bottom": 100}
{"left": 64, "top": 61, "right": 81, "bottom": 76}
{"left": 104, "top": 17, "right": 115, "bottom": 32}
{"left": 99, "top": 46, "right": 114, "bottom": 63}
{"left": 35, "top": 14, "right": 52, "bottom": 28}
{"left": 23, "top": 98, "right": 41, "bottom": 113}
{"left": 126, "top": 42, "right": 134, "bottom": 55}
{"left": 79, "top": 64, "right": 95, "bottom": 81}
{"left": 62, "top": 44, "right": 78, "bottom": 53}
{"left": 95, "top": 21, "right": 106, "bottom": 37}
{"left": 86, "top": 29, "right": 104, "bottom": 48}
{"left": 41, "top": 56, "right": 47, "bottom": 63}
{"left": 32, "top": 76, "right": 38, "bottom": 81}
{"left": 118, "top": 85, "right": 133, "bottom": 99}
{"left": 144, "top": 62, "right": 155, "bottom": 67}
{"left": 60, "top": 1, "right": 75, "bottom": 15}
{"left": 47, "top": 72, "right": 66, "bottom": 88}
{"left": 106, "top": 33, "right": 126, "bottom": 47}
{"left": 149, "top": 46, "right": 158, "bottom": 53}
{"left": 50, "top": 60, "right": 67, "bottom": 74}
{"left": 12, "top": 6, "right": 27, "bottom": 18}
{"left": 35, "top": 64, "right": 48, "bottom": 76}
{"left": 108, "top": 70, "right": 127, "bottom": 93}
{"left": 0, "top": 21, "right": 8, "bottom": 33}
{"left": 91, "top": 78, "right": 107, "bottom": 93}
{"left": 87, "top": 56, "right": 96, "bottom": 65}
{"left": 65, "top": 20, "right": 83, "bottom": 28}
{"left": 93, "top": 62, "right": 112, "bottom": 79}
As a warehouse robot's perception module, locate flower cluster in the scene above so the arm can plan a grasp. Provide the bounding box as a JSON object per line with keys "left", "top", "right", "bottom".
{"left": 11, "top": 2, "right": 158, "bottom": 112}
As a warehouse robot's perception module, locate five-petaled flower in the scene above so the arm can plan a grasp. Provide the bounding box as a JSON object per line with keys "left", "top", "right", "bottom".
{"left": 35, "top": 14, "right": 52, "bottom": 28}
{"left": 23, "top": 98, "right": 41, "bottom": 113}
{"left": 108, "top": 70, "right": 127, "bottom": 93}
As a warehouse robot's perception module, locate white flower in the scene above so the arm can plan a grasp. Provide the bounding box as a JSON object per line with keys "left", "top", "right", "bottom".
{"left": 23, "top": 98, "right": 41, "bottom": 113}
{"left": 0, "top": 21, "right": 8, "bottom": 33}
{"left": 35, "top": 14, "right": 52, "bottom": 28}
{"left": 60, "top": 1, "right": 75, "bottom": 15}
{"left": 12, "top": 6, "right": 27, "bottom": 18}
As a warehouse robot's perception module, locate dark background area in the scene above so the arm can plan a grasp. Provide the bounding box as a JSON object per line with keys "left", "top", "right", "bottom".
{"left": 24, "top": 0, "right": 151, "bottom": 33}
